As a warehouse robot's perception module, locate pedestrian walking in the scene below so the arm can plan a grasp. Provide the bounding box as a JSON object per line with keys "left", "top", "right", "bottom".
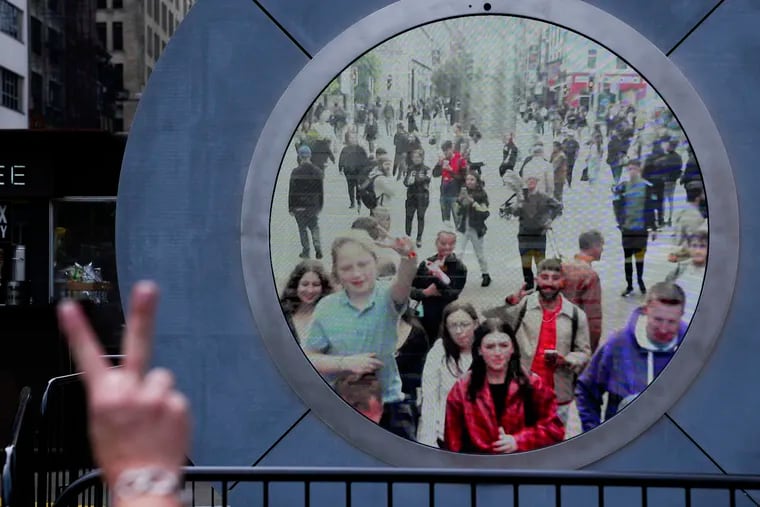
{"left": 338, "top": 131, "right": 370, "bottom": 210}
{"left": 613, "top": 160, "right": 656, "bottom": 297}
{"left": 403, "top": 149, "right": 431, "bottom": 247}
{"left": 288, "top": 145, "right": 324, "bottom": 259}
{"left": 455, "top": 171, "right": 491, "bottom": 287}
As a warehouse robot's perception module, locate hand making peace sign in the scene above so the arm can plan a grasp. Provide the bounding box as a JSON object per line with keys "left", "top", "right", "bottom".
{"left": 57, "top": 281, "right": 190, "bottom": 491}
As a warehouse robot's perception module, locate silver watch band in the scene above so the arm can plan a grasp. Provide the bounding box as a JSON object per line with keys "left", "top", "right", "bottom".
{"left": 114, "top": 467, "right": 182, "bottom": 500}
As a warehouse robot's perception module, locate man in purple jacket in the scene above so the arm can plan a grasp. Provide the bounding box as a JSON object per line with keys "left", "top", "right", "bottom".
{"left": 575, "top": 282, "right": 687, "bottom": 431}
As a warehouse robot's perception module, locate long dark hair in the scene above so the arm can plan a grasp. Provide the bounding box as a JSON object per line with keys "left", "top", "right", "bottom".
{"left": 468, "top": 319, "right": 537, "bottom": 426}
{"left": 440, "top": 301, "right": 478, "bottom": 376}
{"left": 464, "top": 170, "right": 489, "bottom": 205}
{"left": 279, "top": 260, "right": 332, "bottom": 316}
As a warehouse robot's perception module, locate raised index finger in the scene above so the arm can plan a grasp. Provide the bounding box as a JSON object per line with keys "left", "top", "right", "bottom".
{"left": 58, "top": 300, "right": 108, "bottom": 386}
{"left": 122, "top": 281, "right": 160, "bottom": 376}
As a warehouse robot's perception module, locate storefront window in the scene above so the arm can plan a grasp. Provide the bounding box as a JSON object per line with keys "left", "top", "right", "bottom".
{"left": 52, "top": 198, "right": 120, "bottom": 306}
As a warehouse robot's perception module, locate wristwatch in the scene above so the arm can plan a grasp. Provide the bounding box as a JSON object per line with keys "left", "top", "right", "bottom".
{"left": 114, "top": 467, "right": 183, "bottom": 501}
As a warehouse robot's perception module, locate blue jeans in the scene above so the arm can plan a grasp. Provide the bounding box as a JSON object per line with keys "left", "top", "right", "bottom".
{"left": 440, "top": 195, "right": 457, "bottom": 222}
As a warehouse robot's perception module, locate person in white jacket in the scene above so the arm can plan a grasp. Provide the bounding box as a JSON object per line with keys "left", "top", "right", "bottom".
{"left": 417, "top": 301, "right": 478, "bottom": 447}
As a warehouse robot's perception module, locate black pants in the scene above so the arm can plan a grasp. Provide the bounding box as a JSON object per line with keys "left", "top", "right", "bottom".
{"left": 405, "top": 193, "right": 429, "bottom": 241}
{"left": 499, "top": 163, "right": 514, "bottom": 178}
{"left": 380, "top": 399, "right": 417, "bottom": 441}
{"left": 650, "top": 180, "right": 666, "bottom": 227}
{"left": 566, "top": 156, "right": 576, "bottom": 187}
{"left": 293, "top": 209, "right": 321, "bottom": 255}
{"left": 518, "top": 234, "right": 547, "bottom": 289}
{"left": 345, "top": 174, "right": 360, "bottom": 207}
{"left": 622, "top": 229, "right": 648, "bottom": 287}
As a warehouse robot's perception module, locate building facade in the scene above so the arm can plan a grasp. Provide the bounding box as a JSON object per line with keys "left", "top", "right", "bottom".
{"left": 97, "top": 0, "right": 194, "bottom": 132}
{"left": 0, "top": 0, "right": 28, "bottom": 128}
{"left": 28, "top": 0, "right": 106, "bottom": 129}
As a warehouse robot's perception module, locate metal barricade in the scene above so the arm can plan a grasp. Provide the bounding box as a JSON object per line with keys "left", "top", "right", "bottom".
{"left": 53, "top": 466, "right": 760, "bottom": 507}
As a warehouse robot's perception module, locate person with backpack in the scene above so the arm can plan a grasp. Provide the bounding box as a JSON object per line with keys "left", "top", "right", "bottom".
{"left": 403, "top": 149, "right": 431, "bottom": 248}
{"left": 443, "top": 318, "right": 564, "bottom": 453}
{"left": 484, "top": 259, "right": 591, "bottom": 426}
{"left": 362, "top": 154, "right": 396, "bottom": 209}
{"left": 338, "top": 131, "right": 370, "bottom": 210}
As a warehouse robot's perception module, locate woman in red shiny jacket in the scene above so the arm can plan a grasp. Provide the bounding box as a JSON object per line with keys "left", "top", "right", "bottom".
{"left": 444, "top": 319, "right": 564, "bottom": 453}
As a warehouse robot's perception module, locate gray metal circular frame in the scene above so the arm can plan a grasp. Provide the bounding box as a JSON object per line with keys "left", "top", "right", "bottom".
{"left": 241, "top": 0, "right": 739, "bottom": 468}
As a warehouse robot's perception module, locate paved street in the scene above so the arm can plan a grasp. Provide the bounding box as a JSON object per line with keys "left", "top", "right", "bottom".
{"left": 268, "top": 118, "right": 699, "bottom": 440}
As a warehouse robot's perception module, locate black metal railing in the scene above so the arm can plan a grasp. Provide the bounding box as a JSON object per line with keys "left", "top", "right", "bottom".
{"left": 53, "top": 467, "right": 760, "bottom": 507}
{"left": 1, "top": 387, "right": 33, "bottom": 507}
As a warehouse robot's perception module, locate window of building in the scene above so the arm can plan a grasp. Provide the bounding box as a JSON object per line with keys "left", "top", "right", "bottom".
{"left": 47, "top": 28, "right": 62, "bottom": 65}
{"left": 113, "top": 63, "right": 124, "bottom": 89}
{"left": 169, "top": 11, "right": 174, "bottom": 36}
{"left": 161, "top": 40, "right": 165, "bottom": 52}
{"left": 153, "top": 32, "right": 159, "bottom": 60}
{"left": 97, "top": 0, "right": 107, "bottom": 8}
{"left": 96, "top": 22, "right": 107, "bottom": 49}
{"left": 113, "top": 116, "right": 124, "bottom": 132}
{"left": 0, "top": 0, "right": 23, "bottom": 42}
{"left": 30, "top": 72, "right": 42, "bottom": 110}
{"left": 1, "top": 66, "right": 22, "bottom": 112}
{"left": 161, "top": 2, "right": 167, "bottom": 32}
{"left": 112, "top": 21, "right": 123, "bottom": 50}
{"left": 146, "top": 26, "right": 153, "bottom": 57}
{"left": 113, "top": 0, "right": 122, "bottom": 8}
{"left": 153, "top": 0, "right": 159, "bottom": 22}
{"left": 48, "top": 80, "right": 62, "bottom": 109}
{"left": 31, "top": 17, "right": 42, "bottom": 54}
{"left": 48, "top": 0, "right": 59, "bottom": 14}
{"left": 146, "top": 65, "right": 152, "bottom": 80}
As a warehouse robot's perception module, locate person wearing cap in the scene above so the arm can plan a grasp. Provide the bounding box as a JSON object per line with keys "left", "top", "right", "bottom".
{"left": 288, "top": 145, "right": 324, "bottom": 259}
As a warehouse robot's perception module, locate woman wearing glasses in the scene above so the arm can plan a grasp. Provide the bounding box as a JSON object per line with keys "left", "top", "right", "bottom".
{"left": 416, "top": 301, "right": 478, "bottom": 447}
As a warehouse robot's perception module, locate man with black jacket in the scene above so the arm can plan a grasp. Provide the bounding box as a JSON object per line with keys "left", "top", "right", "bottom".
{"left": 288, "top": 145, "right": 324, "bottom": 259}
{"left": 410, "top": 230, "right": 468, "bottom": 343}
{"left": 562, "top": 132, "right": 580, "bottom": 187}
{"left": 658, "top": 139, "right": 683, "bottom": 227}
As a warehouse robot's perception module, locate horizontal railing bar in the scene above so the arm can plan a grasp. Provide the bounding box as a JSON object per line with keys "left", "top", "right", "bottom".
{"left": 52, "top": 467, "right": 760, "bottom": 507}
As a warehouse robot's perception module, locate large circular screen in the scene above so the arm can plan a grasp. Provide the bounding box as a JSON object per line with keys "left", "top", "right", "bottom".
{"left": 242, "top": 1, "right": 736, "bottom": 468}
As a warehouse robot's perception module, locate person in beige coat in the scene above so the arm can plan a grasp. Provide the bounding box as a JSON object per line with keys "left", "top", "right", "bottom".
{"left": 485, "top": 259, "right": 591, "bottom": 424}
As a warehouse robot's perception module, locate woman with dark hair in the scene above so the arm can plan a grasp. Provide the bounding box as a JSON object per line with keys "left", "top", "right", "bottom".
{"left": 417, "top": 301, "right": 477, "bottom": 447}
{"left": 455, "top": 170, "right": 491, "bottom": 287}
{"left": 444, "top": 319, "right": 564, "bottom": 453}
{"left": 279, "top": 260, "right": 333, "bottom": 342}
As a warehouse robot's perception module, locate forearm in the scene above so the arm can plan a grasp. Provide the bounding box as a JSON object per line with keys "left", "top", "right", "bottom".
{"left": 391, "top": 256, "right": 419, "bottom": 304}
{"left": 305, "top": 351, "right": 346, "bottom": 375}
